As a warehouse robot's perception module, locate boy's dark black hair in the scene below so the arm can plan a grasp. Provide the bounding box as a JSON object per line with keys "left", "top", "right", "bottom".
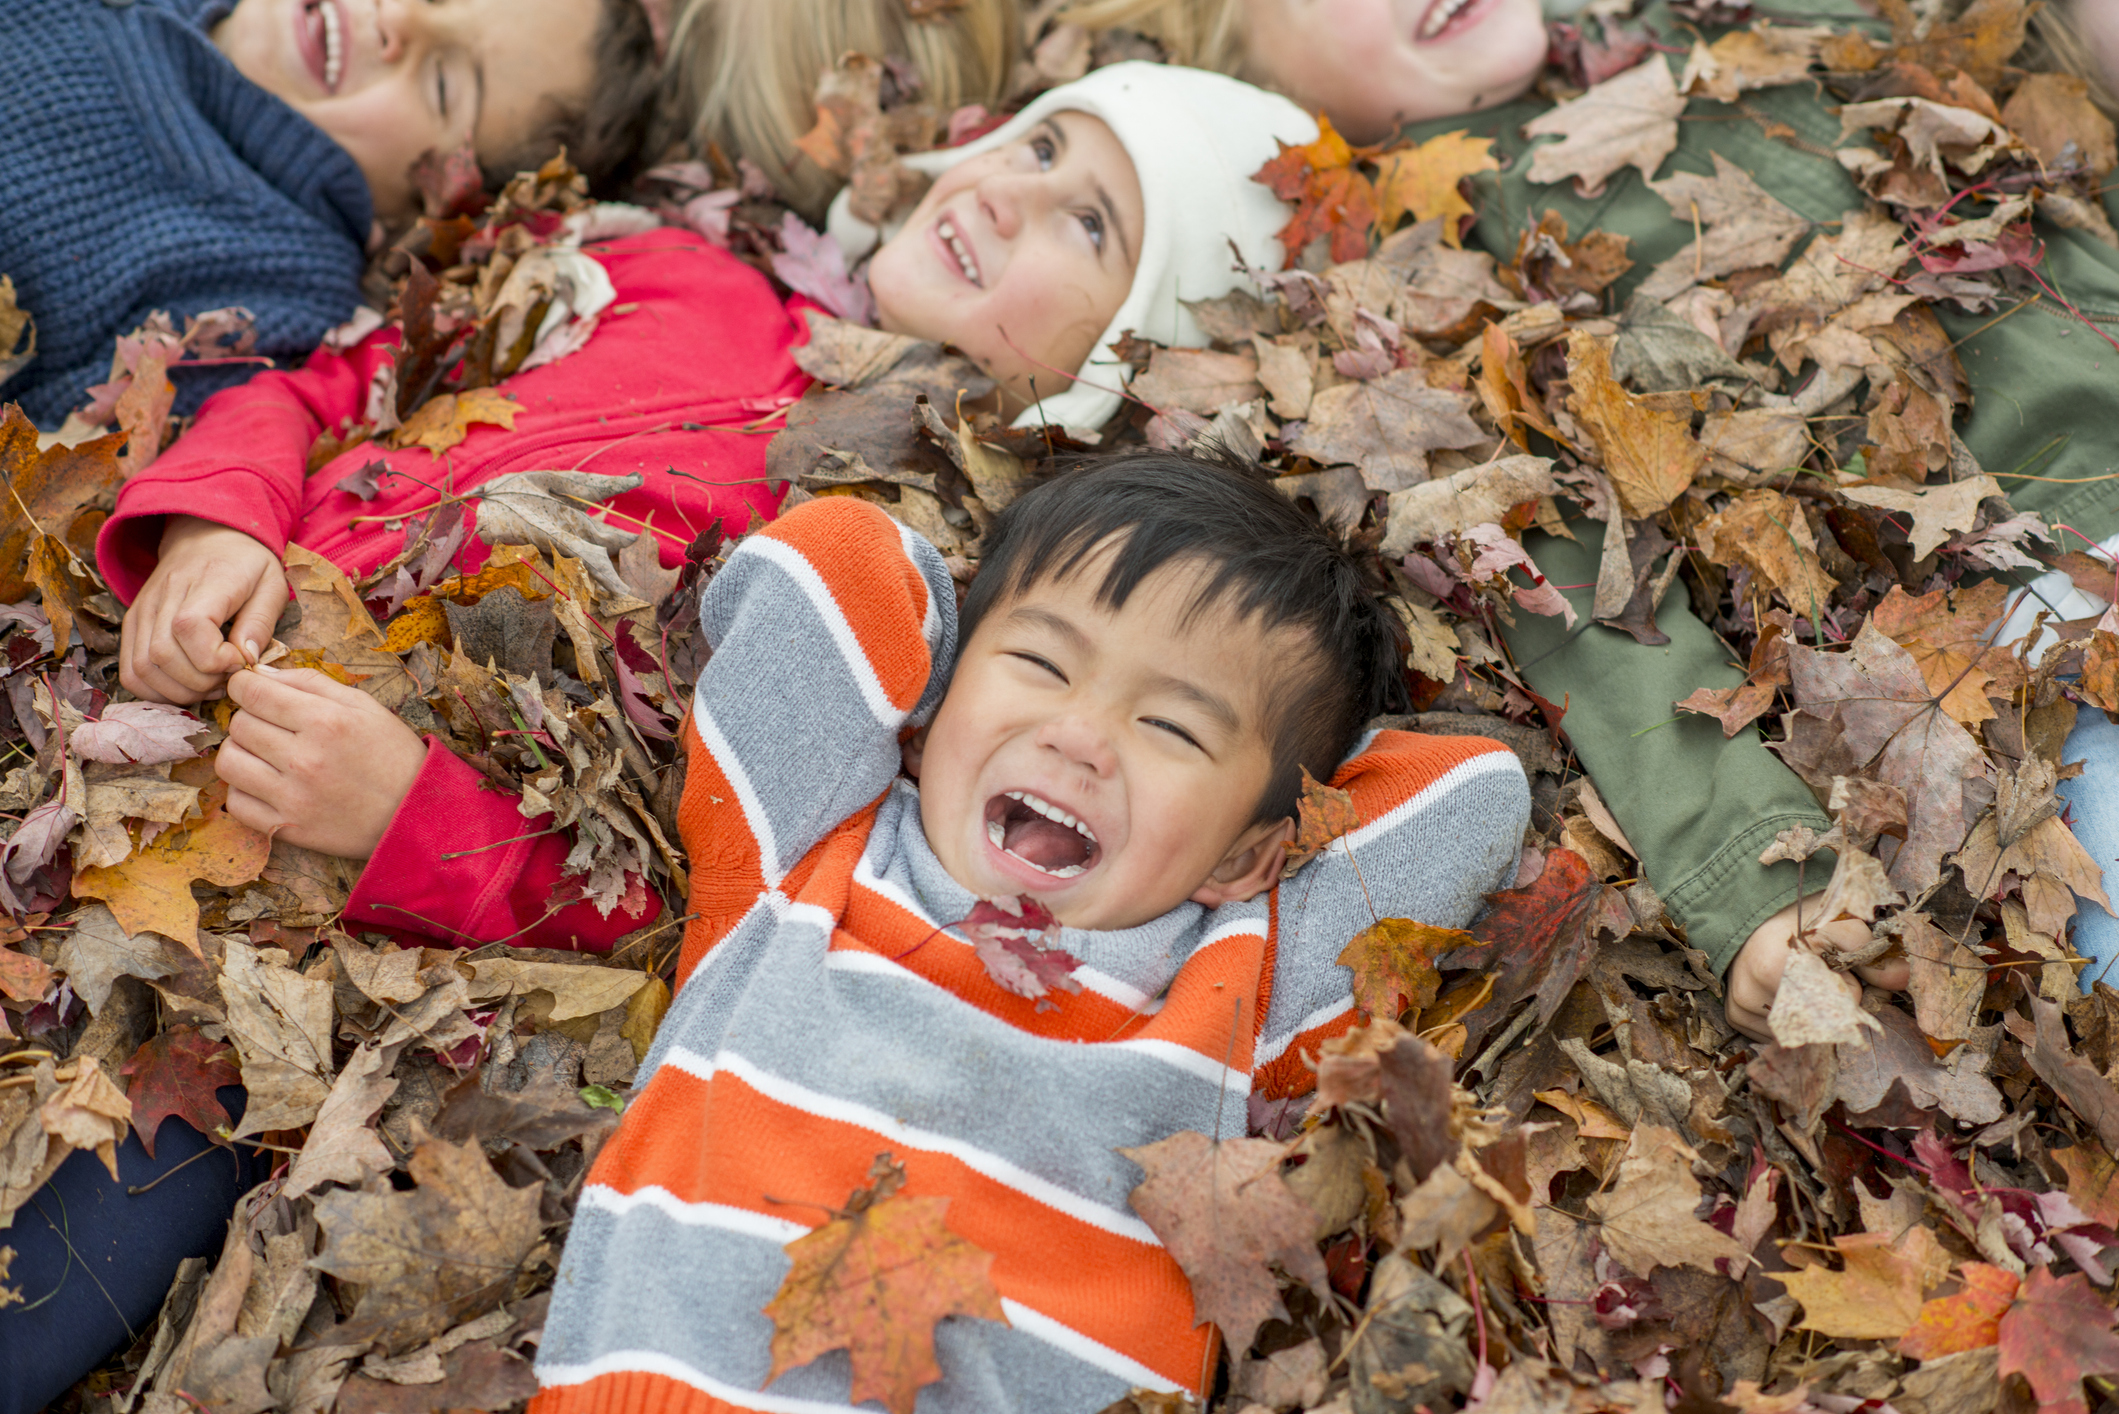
{"left": 485, "top": 0, "right": 660, "bottom": 199}
{"left": 958, "top": 446, "right": 1410, "bottom": 825}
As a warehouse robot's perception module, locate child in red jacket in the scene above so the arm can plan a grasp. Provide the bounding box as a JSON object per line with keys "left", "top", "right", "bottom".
{"left": 100, "top": 63, "right": 1321, "bottom": 954}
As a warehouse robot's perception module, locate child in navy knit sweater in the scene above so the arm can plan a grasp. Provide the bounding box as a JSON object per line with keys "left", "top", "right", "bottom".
{"left": 0, "top": 0, "right": 659, "bottom": 429}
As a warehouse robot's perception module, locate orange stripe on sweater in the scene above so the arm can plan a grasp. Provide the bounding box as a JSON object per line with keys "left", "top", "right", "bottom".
{"left": 581, "top": 1063, "right": 1211, "bottom": 1385}
{"left": 762, "top": 499, "right": 935, "bottom": 713}
{"left": 530, "top": 1369, "right": 746, "bottom": 1414}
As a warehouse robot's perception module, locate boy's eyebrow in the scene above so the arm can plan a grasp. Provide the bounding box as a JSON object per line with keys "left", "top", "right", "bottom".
{"left": 1044, "top": 118, "right": 1137, "bottom": 269}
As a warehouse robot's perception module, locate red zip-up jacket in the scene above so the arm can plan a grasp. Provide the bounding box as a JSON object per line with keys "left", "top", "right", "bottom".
{"left": 97, "top": 229, "right": 812, "bottom": 952}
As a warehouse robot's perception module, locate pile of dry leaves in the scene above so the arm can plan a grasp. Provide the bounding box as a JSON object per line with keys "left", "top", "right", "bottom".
{"left": 1, "top": 0, "right": 2117, "bottom": 1411}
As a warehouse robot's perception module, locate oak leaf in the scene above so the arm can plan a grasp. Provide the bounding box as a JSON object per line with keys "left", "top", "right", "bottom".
{"left": 763, "top": 1154, "right": 1007, "bottom": 1414}
{"left": 1524, "top": 58, "right": 1686, "bottom": 197}
{"left": 1781, "top": 1225, "right": 1949, "bottom": 1340}
{"left": 312, "top": 1135, "right": 544, "bottom": 1353}
{"left": 1899, "top": 1263, "right": 2018, "bottom": 1359}
{"left": 1586, "top": 1124, "right": 1752, "bottom": 1277}
{"left": 71, "top": 781, "right": 270, "bottom": 955}
{"left": 1372, "top": 132, "right": 1499, "bottom": 247}
{"left": 119, "top": 1026, "right": 239, "bottom": 1159}
{"left": 1565, "top": 332, "right": 1705, "bottom": 517}
{"left": 1997, "top": 1266, "right": 2119, "bottom": 1414}
{"left": 1337, "top": 919, "right": 1469, "bottom": 1020}
{"left": 1121, "top": 1130, "right": 1330, "bottom": 1353}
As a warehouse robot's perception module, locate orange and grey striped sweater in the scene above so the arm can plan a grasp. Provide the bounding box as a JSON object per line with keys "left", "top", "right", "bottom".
{"left": 531, "top": 498, "right": 1530, "bottom": 1414}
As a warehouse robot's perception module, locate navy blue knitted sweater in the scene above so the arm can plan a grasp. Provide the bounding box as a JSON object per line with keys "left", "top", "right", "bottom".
{"left": 0, "top": 0, "right": 373, "bottom": 427}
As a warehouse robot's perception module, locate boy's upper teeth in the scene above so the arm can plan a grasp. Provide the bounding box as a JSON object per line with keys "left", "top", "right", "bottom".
{"left": 1005, "top": 790, "right": 1096, "bottom": 843}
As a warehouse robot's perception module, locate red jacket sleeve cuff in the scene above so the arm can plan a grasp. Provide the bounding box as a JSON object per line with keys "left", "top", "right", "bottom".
{"left": 344, "top": 738, "right": 658, "bottom": 953}
{"left": 97, "top": 466, "right": 293, "bottom": 605}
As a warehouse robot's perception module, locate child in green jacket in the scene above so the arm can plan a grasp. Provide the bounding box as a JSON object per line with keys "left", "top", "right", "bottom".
{"left": 1392, "top": 0, "right": 2119, "bottom": 1033}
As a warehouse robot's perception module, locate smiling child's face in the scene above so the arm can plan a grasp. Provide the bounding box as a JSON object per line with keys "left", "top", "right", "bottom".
{"left": 1242, "top": 0, "right": 1549, "bottom": 143}
{"left": 868, "top": 112, "right": 1146, "bottom": 416}
{"left": 908, "top": 549, "right": 1306, "bottom": 932}
{"left": 212, "top": 0, "right": 603, "bottom": 221}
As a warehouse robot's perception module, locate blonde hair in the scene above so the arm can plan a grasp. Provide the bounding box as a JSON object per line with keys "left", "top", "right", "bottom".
{"left": 1056, "top": 0, "right": 1249, "bottom": 76}
{"left": 661, "top": 0, "right": 1020, "bottom": 221}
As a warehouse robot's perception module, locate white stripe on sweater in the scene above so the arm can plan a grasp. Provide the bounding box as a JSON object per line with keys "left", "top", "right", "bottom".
{"left": 659, "top": 1044, "right": 1162, "bottom": 1245}
{"left": 999, "top": 1300, "right": 1187, "bottom": 1394}
{"left": 1340, "top": 749, "right": 1522, "bottom": 854}
{"left": 535, "top": 1349, "right": 868, "bottom": 1412}
{"left": 746, "top": 535, "right": 910, "bottom": 729}
{"left": 1254, "top": 992, "right": 1354, "bottom": 1067}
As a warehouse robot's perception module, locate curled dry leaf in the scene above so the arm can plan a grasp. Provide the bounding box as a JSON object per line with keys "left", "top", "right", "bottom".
{"left": 1766, "top": 948, "right": 1881, "bottom": 1048}
{"left": 1586, "top": 1124, "right": 1752, "bottom": 1278}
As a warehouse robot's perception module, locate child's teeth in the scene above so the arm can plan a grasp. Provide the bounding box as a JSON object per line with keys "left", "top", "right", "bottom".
{"left": 321, "top": 0, "right": 342, "bottom": 89}
{"left": 1420, "top": 0, "right": 1472, "bottom": 38}
{"left": 987, "top": 819, "right": 1006, "bottom": 849}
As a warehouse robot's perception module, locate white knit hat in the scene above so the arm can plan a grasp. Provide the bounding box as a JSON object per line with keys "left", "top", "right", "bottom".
{"left": 829, "top": 63, "right": 1317, "bottom": 435}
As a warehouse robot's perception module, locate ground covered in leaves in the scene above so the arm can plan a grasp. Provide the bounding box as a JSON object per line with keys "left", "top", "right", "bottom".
{"left": 3, "top": 0, "right": 2119, "bottom": 1411}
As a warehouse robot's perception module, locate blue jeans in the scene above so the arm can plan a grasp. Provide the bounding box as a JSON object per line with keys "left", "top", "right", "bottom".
{"left": 2060, "top": 707, "right": 2119, "bottom": 992}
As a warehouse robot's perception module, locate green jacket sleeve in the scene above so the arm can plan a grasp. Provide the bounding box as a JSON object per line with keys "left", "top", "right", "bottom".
{"left": 1498, "top": 516, "right": 1833, "bottom": 974}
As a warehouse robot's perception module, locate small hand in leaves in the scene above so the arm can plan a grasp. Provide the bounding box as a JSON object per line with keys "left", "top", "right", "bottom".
{"left": 219, "top": 666, "right": 428, "bottom": 859}
{"left": 121, "top": 516, "right": 286, "bottom": 704}
{"left": 1725, "top": 892, "right": 1910, "bottom": 1042}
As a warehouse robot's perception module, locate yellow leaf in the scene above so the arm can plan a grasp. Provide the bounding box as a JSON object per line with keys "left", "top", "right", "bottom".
{"left": 1782, "top": 1226, "right": 1951, "bottom": 1340}
{"left": 1373, "top": 132, "right": 1498, "bottom": 247}
{"left": 387, "top": 389, "right": 520, "bottom": 456}
{"left": 72, "top": 780, "right": 270, "bottom": 956}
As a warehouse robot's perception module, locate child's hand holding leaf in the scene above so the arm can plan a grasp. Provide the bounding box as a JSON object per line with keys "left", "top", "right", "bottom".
{"left": 121, "top": 515, "right": 286, "bottom": 704}
{"left": 218, "top": 665, "right": 428, "bottom": 860}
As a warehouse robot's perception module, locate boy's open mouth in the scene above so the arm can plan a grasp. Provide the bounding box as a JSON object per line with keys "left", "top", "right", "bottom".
{"left": 984, "top": 790, "right": 1100, "bottom": 880}
{"left": 299, "top": 0, "right": 347, "bottom": 93}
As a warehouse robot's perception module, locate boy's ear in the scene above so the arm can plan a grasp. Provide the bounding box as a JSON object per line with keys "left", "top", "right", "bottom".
{"left": 1190, "top": 817, "right": 1294, "bottom": 910}
{"left": 901, "top": 724, "right": 930, "bottom": 780}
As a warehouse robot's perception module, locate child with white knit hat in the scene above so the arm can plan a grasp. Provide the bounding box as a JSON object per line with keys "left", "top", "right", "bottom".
{"left": 832, "top": 61, "right": 1318, "bottom": 435}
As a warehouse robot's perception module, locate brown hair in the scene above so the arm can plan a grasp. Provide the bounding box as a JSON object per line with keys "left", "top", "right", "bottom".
{"left": 658, "top": 0, "right": 1020, "bottom": 221}
{"left": 485, "top": 0, "right": 664, "bottom": 198}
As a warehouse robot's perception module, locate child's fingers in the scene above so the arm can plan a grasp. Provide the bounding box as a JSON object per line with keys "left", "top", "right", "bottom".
{"left": 227, "top": 568, "right": 288, "bottom": 670}
{"left": 225, "top": 665, "right": 362, "bottom": 726}
{"left": 1855, "top": 956, "right": 1911, "bottom": 991}
{"left": 224, "top": 700, "right": 301, "bottom": 772}
{"left": 215, "top": 739, "right": 285, "bottom": 824}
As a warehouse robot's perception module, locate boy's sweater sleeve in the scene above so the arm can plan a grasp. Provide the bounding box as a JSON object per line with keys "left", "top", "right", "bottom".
{"left": 1254, "top": 731, "right": 1529, "bottom": 1098}
{"left": 676, "top": 498, "right": 955, "bottom": 964}
{"left": 340, "top": 739, "right": 653, "bottom": 953}
{"left": 97, "top": 336, "right": 393, "bottom": 603}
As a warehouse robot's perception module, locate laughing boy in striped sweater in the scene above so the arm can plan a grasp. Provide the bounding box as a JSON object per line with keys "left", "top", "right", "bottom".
{"left": 532, "top": 451, "right": 1531, "bottom": 1414}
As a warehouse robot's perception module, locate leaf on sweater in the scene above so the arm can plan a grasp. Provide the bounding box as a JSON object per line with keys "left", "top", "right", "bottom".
{"left": 1288, "top": 768, "right": 1361, "bottom": 871}
{"left": 70, "top": 701, "right": 204, "bottom": 766}
{"left": 1453, "top": 848, "right": 1619, "bottom": 1050}
{"left": 959, "top": 897, "right": 1082, "bottom": 1005}
{"left": 0, "top": 276, "right": 33, "bottom": 390}
{"left": 1523, "top": 59, "right": 1687, "bottom": 198}
{"left": 1781, "top": 1225, "right": 1949, "bottom": 1340}
{"left": 1372, "top": 133, "right": 1498, "bottom": 247}
{"left": 1997, "top": 1267, "right": 2119, "bottom": 1414}
{"left": 1289, "top": 368, "right": 1486, "bottom": 493}
{"left": 1121, "top": 1130, "right": 1330, "bottom": 1353}
{"left": 385, "top": 389, "right": 520, "bottom": 456}
{"left": 312, "top": 1136, "right": 544, "bottom": 1354}
{"left": 119, "top": 1025, "right": 239, "bottom": 1160}
{"left": 1586, "top": 1124, "right": 1751, "bottom": 1278}
{"left": 1337, "top": 919, "right": 1468, "bottom": 1020}
{"left": 1899, "top": 1262, "right": 2018, "bottom": 1359}
{"left": 763, "top": 1153, "right": 1008, "bottom": 1414}
{"left": 71, "top": 782, "right": 269, "bottom": 956}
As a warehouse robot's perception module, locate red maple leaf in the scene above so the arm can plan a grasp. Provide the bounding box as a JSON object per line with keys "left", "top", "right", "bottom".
{"left": 960, "top": 896, "right": 1081, "bottom": 1006}
{"left": 1451, "top": 848, "right": 1623, "bottom": 1050}
{"left": 1997, "top": 1267, "right": 2119, "bottom": 1414}
{"left": 1253, "top": 117, "right": 1378, "bottom": 267}
{"left": 120, "top": 1025, "right": 240, "bottom": 1159}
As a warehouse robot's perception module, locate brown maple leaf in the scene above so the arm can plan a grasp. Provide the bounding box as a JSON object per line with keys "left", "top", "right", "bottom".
{"left": 1638, "top": 153, "right": 1813, "bottom": 302}
{"left": 1692, "top": 490, "right": 1840, "bottom": 622}
{"left": 763, "top": 1153, "right": 1007, "bottom": 1414}
{"left": 1586, "top": 1124, "right": 1752, "bottom": 1278}
{"left": 1289, "top": 368, "right": 1485, "bottom": 493}
{"left": 1120, "top": 1130, "right": 1330, "bottom": 1353}
{"left": 2002, "top": 72, "right": 2118, "bottom": 176}
{"left": 1877, "top": 0, "right": 2033, "bottom": 90}
{"left": 1680, "top": 22, "right": 1829, "bottom": 103}
{"left": 1523, "top": 58, "right": 1686, "bottom": 198}
{"left": 1286, "top": 767, "right": 1361, "bottom": 871}
{"left": 0, "top": 406, "right": 124, "bottom": 603}
{"left": 1564, "top": 332, "right": 1705, "bottom": 518}
{"left": 1842, "top": 474, "right": 2004, "bottom": 561}
{"left": 385, "top": 388, "right": 520, "bottom": 456}
{"left": 120, "top": 1026, "right": 240, "bottom": 1160}
{"left": 2056, "top": 1141, "right": 2119, "bottom": 1229}
{"left": 1677, "top": 612, "right": 1794, "bottom": 737}
{"left": 1781, "top": 1225, "right": 1950, "bottom": 1340}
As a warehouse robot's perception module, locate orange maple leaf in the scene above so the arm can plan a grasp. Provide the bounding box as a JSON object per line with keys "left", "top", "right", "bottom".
{"left": 1286, "top": 766, "right": 1361, "bottom": 870}
{"left": 1336, "top": 918, "right": 1470, "bottom": 1019}
{"left": 72, "top": 778, "right": 271, "bottom": 956}
{"left": 1254, "top": 116, "right": 1377, "bottom": 267}
{"left": 763, "top": 1154, "right": 1008, "bottom": 1414}
{"left": 1372, "top": 131, "right": 1498, "bottom": 248}
{"left": 1898, "top": 1262, "right": 2018, "bottom": 1359}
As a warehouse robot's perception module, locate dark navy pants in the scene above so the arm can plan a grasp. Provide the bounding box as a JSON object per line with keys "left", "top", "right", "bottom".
{"left": 0, "top": 1090, "right": 270, "bottom": 1414}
